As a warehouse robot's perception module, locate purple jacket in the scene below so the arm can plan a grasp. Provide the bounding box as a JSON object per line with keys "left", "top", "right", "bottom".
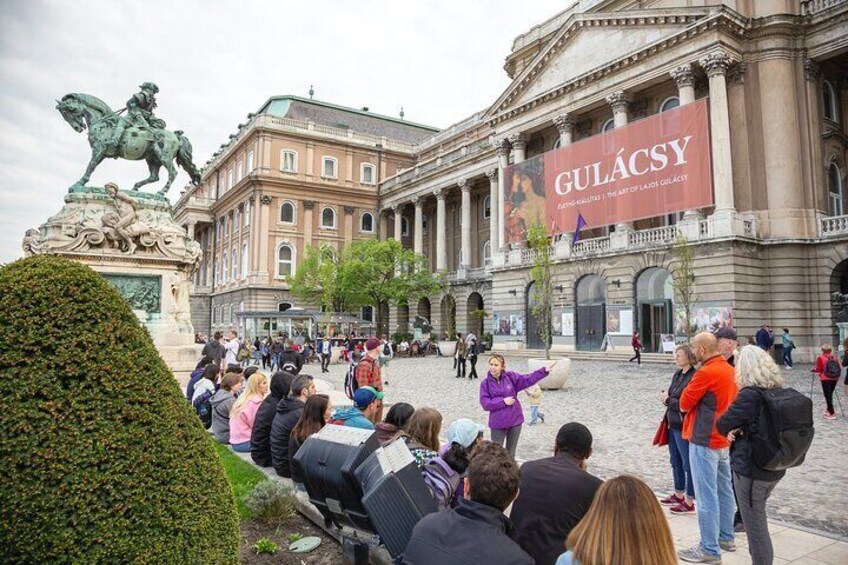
{"left": 480, "top": 367, "right": 549, "bottom": 430}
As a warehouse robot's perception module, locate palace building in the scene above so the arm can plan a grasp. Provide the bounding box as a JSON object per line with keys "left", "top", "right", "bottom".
{"left": 176, "top": 0, "right": 848, "bottom": 361}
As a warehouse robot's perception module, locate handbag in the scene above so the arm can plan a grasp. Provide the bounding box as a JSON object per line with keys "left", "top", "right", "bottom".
{"left": 652, "top": 417, "right": 669, "bottom": 447}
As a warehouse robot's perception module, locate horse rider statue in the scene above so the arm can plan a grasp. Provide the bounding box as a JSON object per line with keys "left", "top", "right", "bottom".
{"left": 108, "top": 82, "right": 166, "bottom": 150}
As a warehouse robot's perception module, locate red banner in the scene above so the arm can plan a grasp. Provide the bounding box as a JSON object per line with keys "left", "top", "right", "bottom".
{"left": 502, "top": 98, "right": 713, "bottom": 242}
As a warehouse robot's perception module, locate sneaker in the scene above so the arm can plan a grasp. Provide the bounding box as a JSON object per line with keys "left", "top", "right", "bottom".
{"left": 824, "top": 412, "right": 837, "bottom": 420}
{"left": 660, "top": 493, "right": 684, "bottom": 506}
{"left": 678, "top": 545, "right": 722, "bottom": 564}
{"left": 670, "top": 500, "right": 695, "bottom": 514}
{"left": 540, "top": 414, "right": 545, "bottom": 423}
{"left": 719, "top": 539, "right": 737, "bottom": 552}
{"left": 733, "top": 521, "right": 746, "bottom": 533}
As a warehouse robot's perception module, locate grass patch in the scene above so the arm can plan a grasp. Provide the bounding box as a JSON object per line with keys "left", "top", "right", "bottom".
{"left": 213, "top": 443, "right": 267, "bottom": 520}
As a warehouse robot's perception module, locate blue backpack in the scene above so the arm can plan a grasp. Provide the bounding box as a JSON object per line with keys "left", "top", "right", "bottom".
{"left": 193, "top": 390, "right": 214, "bottom": 429}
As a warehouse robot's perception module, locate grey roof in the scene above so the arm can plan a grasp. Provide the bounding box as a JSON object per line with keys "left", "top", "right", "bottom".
{"left": 258, "top": 96, "right": 440, "bottom": 144}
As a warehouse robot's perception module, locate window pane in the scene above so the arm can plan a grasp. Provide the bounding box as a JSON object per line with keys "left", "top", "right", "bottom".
{"left": 322, "top": 208, "right": 334, "bottom": 227}
{"left": 279, "top": 246, "right": 292, "bottom": 261}
{"left": 362, "top": 213, "right": 373, "bottom": 232}
{"left": 281, "top": 203, "right": 294, "bottom": 223}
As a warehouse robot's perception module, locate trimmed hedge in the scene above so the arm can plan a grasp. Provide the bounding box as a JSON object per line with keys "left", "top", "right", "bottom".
{"left": 0, "top": 256, "right": 239, "bottom": 564}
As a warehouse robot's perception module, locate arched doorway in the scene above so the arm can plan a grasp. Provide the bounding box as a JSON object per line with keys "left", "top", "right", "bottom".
{"left": 377, "top": 301, "right": 390, "bottom": 338}
{"left": 397, "top": 302, "right": 410, "bottom": 336}
{"left": 466, "top": 292, "right": 484, "bottom": 339}
{"left": 440, "top": 295, "right": 457, "bottom": 340}
{"left": 576, "top": 275, "right": 606, "bottom": 351}
{"left": 636, "top": 267, "right": 674, "bottom": 352}
{"left": 526, "top": 281, "right": 546, "bottom": 350}
{"left": 417, "top": 297, "right": 431, "bottom": 321}
{"left": 831, "top": 259, "right": 848, "bottom": 346}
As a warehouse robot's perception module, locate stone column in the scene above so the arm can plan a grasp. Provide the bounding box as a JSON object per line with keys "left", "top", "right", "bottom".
{"left": 671, "top": 64, "right": 696, "bottom": 105}
{"left": 459, "top": 179, "right": 471, "bottom": 268}
{"left": 257, "top": 195, "right": 271, "bottom": 281}
{"left": 305, "top": 142, "right": 314, "bottom": 177}
{"left": 805, "top": 59, "right": 826, "bottom": 214}
{"left": 485, "top": 168, "right": 499, "bottom": 259}
{"left": 435, "top": 188, "right": 447, "bottom": 271}
{"left": 413, "top": 197, "right": 424, "bottom": 255}
{"left": 553, "top": 113, "right": 574, "bottom": 147}
{"left": 344, "top": 206, "right": 354, "bottom": 246}
{"left": 379, "top": 211, "right": 388, "bottom": 240}
{"left": 607, "top": 91, "right": 632, "bottom": 128}
{"left": 508, "top": 134, "right": 526, "bottom": 163}
{"left": 186, "top": 220, "right": 196, "bottom": 239}
{"left": 494, "top": 138, "right": 511, "bottom": 251}
{"left": 700, "top": 52, "right": 735, "bottom": 213}
{"left": 303, "top": 200, "right": 315, "bottom": 248}
{"left": 393, "top": 205, "right": 403, "bottom": 241}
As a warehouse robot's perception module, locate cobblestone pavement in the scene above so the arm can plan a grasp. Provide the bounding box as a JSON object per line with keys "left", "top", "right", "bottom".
{"left": 310, "top": 355, "right": 848, "bottom": 538}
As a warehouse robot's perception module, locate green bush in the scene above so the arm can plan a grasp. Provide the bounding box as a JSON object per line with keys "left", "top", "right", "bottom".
{"left": 243, "top": 480, "right": 297, "bottom": 525}
{"left": 0, "top": 256, "right": 240, "bottom": 564}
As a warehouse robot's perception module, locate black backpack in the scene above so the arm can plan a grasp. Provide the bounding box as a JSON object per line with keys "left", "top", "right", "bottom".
{"left": 824, "top": 355, "right": 841, "bottom": 379}
{"left": 344, "top": 360, "right": 362, "bottom": 399}
{"left": 750, "top": 388, "right": 814, "bottom": 472}
{"left": 193, "top": 390, "right": 214, "bottom": 429}
{"left": 383, "top": 342, "right": 391, "bottom": 356}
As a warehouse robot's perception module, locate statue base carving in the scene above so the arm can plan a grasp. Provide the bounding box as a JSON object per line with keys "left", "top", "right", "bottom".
{"left": 23, "top": 185, "right": 202, "bottom": 379}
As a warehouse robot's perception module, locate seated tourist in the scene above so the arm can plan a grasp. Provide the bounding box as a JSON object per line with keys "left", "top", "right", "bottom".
{"left": 228, "top": 372, "right": 268, "bottom": 452}
{"left": 191, "top": 364, "right": 219, "bottom": 405}
{"left": 556, "top": 475, "right": 677, "bottom": 565}
{"left": 329, "top": 386, "right": 383, "bottom": 429}
{"left": 404, "top": 442, "right": 533, "bottom": 565}
{"left": 186, "top": 355, "right": 213, "bottom": 401}
{"left": 270, "top": 374, "right": 315, "bottom": 478}
{"left": 422, "top": 418, "right": 483, "bottom": 510}
{"left": 250, "top": 371, "right": 294, "bottom": 467}
{"left": 391, "top": 407, "right": 442, "bottom": 467}
{"left": 288, "top": 394, "right": 331, "bottom": 489}
{"left": 375, "top": 402, "right": 415, "bottom": 444}
{"left": 511, "top": 422, "right": 603, "bottom": 565}
{"left": 210, "top": 370, "right": 244, "bottom": 444}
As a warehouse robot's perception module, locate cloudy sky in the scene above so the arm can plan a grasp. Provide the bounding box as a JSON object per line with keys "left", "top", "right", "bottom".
{"left": 0, "top": 0, "right": 568, "bottom": 263}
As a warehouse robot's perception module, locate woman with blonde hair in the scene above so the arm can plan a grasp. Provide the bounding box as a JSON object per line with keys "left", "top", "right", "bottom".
{"left": 393, "top": 407, "right": 443, "bottom": 467}
{"left": 229, "top": 372, "right": 269, "bottom": 452}
{"left": 556, "top": 475, "right": 677, "bottom": 565}
{"left": 717, "top": 345, "right": 790, "bottom": 564}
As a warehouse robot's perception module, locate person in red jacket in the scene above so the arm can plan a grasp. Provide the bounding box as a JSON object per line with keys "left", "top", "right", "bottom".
{"left": 629, "top": 331, "right": 642, "bottom": 365}
{"left": 356, "top": 337, "right": 383, "bottom": 422}
{"left": 812, "top": 343, "right": 840, "bottom": 420}
{"left": 677, "top": 332, "right": 739, "bottom": 564}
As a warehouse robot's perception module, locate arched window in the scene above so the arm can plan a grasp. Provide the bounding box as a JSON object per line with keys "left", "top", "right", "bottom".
{"left": 552, "top": 137, "right": 562, "bottom": 150}
{"left": 278, "top": 302, "right": 293, "bottom": 312}
{"left": 823, "top": 81, "right": 839, "bottom": 122}
{"left": 601, "top": 118, "right": 615, "bottom": 133}
{"left": 362, "top": 305, "right": 374, "bottom": 322}
{"left": 483, "top": 195, "right": 491, "bottom": 220}
{"left": 277, "top": 244, "right": 295, "bottom": 277}
{"left": 228, "top": 304, "right": 234, "bottom": 324}
{"left": 361, "top": 163, "right": 376, "bottom": 185}
{"left": 222, "top": 252, "right": 228, "bottom": 283}
{"left": 321, "top": 207, "right": 336, "bottom": 229}
{"left": 280, "top": 201, "right": 295, "bottom": 224}
{"left": 401, "top": 217, "right": 410, "bottom": 236}
{"left": 241, "top": 243, "right": 249, "bottom": 278}
{"left": 660, "top": 96, "right": 680, "bottom": 112}
{"left": 361, "top": 212, "right": 374, "bottom": 232}
{"left": 233, "top": 208, "right": 239, "bottom": 232}
{"left": 281, "top": 150, "right": 298, "bottom": 173}
{"left": 231, "top": 245, "right": 238, "bottom": 281}
{"left": 482, "top": 239, "right": 491, "bottom": 262}
{"left": 322, "top": 156, "right": 338, "bottom": 179}
{"left": 829, "top": 162, "right": 844, "bottom": 216}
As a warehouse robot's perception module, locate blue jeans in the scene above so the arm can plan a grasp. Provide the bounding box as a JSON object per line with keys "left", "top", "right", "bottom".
{"left": 668, "top": 428, "right": 695, "bottom": 499}
{"left": 689, "top": 444, "right": 736, "bottom": 556}
{"left": 231, "top": 441, "right": 251, "bottom": 452}
{"left": 529, "top": 405, "right": 544, "bottom": 424}
{"left": 782, "top": 348, "right": 793, "bottom": 368}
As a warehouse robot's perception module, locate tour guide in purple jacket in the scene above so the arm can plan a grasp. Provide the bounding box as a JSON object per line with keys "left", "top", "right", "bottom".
{"left": 480, "top": 353, "right": 555, "bottom": 458}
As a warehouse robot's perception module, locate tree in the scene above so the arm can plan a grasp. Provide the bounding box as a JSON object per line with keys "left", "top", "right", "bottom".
{"left": 287, "top": 243, "right": 354, "bottom": 313}
{"left": 0, "top": 256, "right": 239, "bottom": 564}
{"left": 671, "top": 233, "right": 697, "bottom": 336}
{"left": 527, "top": 221, "right": 555, "bottom": 359}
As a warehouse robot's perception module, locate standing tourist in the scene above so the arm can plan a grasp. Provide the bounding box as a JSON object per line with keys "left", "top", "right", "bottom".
{"left": 717, "top": 346, "right": 790, "bottom": 565}
{"left": 659, "top": 344, "right": 697, "bottom": 514}
{"left": 229, "top": 372, "right": 269, "bottom": 452}
{"left": 715, "top": 327, "right": 738, "bottom": 367}
{"left": 202, "top": 331, "right": 224, "bottom": 369}
{"left": 320, "top": 336, "right": 331, "bottom": 373}
{"left": 455, "top": 334, "right": 468, "bottom": 379}
{"left": 755, "top": 324, "right": 773, "bottom": 352}
{"left": 251, "top": 371, "right": 294, "bottom": 467}
{"left": 279, "top": 339, "right": 303, "bottom": 375}
{"left": 479, "top": 354, "right": 553, "bottom": 458}
{"left": 511, "top": 423, "right": 603, "bottom": 565}
{"left": 677, "top": 332, "right": 739, "bottom": 563}
{"left": 524, "top": 384, "right": 544, "bottom": 425}
{"left": 379, "top": 336, "right": 393, "bottom": 386}
{"left": 222, "top": 330, "right": 240, "bottom": 368}
{"left": 555, "top": 475, "right": 677, "bottom": 565}
{"left": 780, "top": 328, "right": 794, "bottom": 369}
{"left": 210, "top": 370, "right": 245, "bottom": 444}
{"left": 467, "top": 336, "right": 480, "bottom": 379}
{"left": 356, "top": 337, "right": 384, "bottom": 421}
{"left": 812, "top": 343, "right": 841, "bottom": 420}
{"left": 630, "top": 330, "right": 643, "bottom": 365}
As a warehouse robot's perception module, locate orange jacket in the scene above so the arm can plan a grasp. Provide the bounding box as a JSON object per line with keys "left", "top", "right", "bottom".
{"left": 355, "top": 355, "right": 382, "bottom": 391}
{"left": 679, "top": 355, "right": 738, "bottom": 449}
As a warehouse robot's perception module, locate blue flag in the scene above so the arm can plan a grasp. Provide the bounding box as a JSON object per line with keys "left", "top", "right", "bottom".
{"left": 572, "top": 211, "right": 588, "bottom": 244}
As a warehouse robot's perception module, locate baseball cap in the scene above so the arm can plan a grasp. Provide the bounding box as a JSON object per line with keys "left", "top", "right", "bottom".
{"left": 714, "top": 327, "right": 738, "bottom": 341}
{"left": 354, "top": 385, "right": 384, "bottom": 409}
{"left": 448, "top": 418, "right": 485, "bottom": 448}
{"left": 365, "top": 337, "right": 381, "bottom": 351}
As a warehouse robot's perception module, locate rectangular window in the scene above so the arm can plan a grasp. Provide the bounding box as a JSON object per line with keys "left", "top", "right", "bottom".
{"left": 247, "top": 151, "right": 254, "bottom": 172}
{"left": 236, "top": 161, "right": 243, "bottom": 183}
{"left": 244, "top": 201, "right": 250, "bottom": 226}
{"left": 227, "top": 169, "right": 233, "bottom": 191}
{"left": 322, "top": 157, "right": 337, "bottom": 179}
{"left": 361, "top": 164, "right": 375, "bottom": 185}
{"left": 281, "top": 151, "right": 297, "bottom": 173}
{"left": 234, "top": 209, "right": 239, "bottom": 231}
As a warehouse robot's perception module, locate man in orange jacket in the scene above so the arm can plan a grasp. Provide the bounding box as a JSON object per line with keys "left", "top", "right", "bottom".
{"left": 677, "top": 332, "right": 739, "bottom": 564}
{"left": 356, "top": 337, "right": 384, "bottom": 422}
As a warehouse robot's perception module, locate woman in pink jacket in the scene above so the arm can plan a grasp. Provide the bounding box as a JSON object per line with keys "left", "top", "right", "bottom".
{"left": 230, "top": 372, "right": 269, "bottom": 452}
{"left": 479, "top": 353, "right": 554, "bottom": 458}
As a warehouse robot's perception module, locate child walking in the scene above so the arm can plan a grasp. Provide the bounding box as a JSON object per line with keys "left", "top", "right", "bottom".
{"left": 525, "top": 383, "right": 545, "bottom": 425}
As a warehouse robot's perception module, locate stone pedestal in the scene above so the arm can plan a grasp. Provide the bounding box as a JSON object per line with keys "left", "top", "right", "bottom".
{"left": 22, "top": 186, "right": 202, "bottom": 380}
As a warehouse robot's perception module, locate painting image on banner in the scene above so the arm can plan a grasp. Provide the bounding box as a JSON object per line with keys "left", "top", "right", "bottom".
{"left": 503, "top": 155, "right": 545, "bottom": 243}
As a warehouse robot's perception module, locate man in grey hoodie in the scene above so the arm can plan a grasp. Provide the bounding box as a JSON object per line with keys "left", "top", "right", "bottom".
{"left": 210, "top": 369, "right": 244, "bottom": 444}
{"left": 202, "top": 331, "right": 224, "bottom": 368}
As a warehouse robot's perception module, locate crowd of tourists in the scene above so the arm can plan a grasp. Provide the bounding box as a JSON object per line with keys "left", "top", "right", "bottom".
{"left": 184, "top": 326, "right": 844, "bottom": 565}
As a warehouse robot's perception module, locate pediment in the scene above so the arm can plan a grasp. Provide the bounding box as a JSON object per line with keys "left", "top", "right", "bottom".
{"left": 487, "top": 11, "right": 710, "bottom": 118}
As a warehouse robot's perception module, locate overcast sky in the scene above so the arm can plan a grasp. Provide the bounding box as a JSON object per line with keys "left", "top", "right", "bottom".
{"left": 0, "top": 0, "right": 569, "bottom": 263}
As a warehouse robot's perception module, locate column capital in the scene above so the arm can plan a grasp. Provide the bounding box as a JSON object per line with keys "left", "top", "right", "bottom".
{"left": 433, "top": 187, "right": 445, "bottom": 200}
{"left": 391, "top": 204, "right": 402, "bottom": 213}
{"left": 485, "top": 168, "right": 499, "bottom": 182}
{"left": 606, "top": 91, "right": 632, "bottom": 113}
{"left": 458, "top": 179, "right": 471, "bottom": 192}
{"left": 700, "top": 52, "right": 734, "bottom": 78}
{"left": 804, "top": 58, "right": 820, "bottom": 82}
{"left": 670, "top": 64, "right": 696, "bottom": 88}
{"left": 411, "top": 196, "right": 422, "bottom": 207}
{"left": 303, "top": 199, "right": 315, "bottom": 209}
{"left": 344, "top": 205, "right": 355, "bottom": 215}
{"left": 727, "top": 62, "right": 747, "bottom": 86}
{"left": 259, "top": 194, "right": 272, "bottom": 206}
{"left": 507, "top": 133, "right": 526, "bottom": 151}
{"left": 491, "top": 137, "right": 511, "bottom": 157}
{"left": 553, "top": 113, "right": 575, "bottom": 133}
